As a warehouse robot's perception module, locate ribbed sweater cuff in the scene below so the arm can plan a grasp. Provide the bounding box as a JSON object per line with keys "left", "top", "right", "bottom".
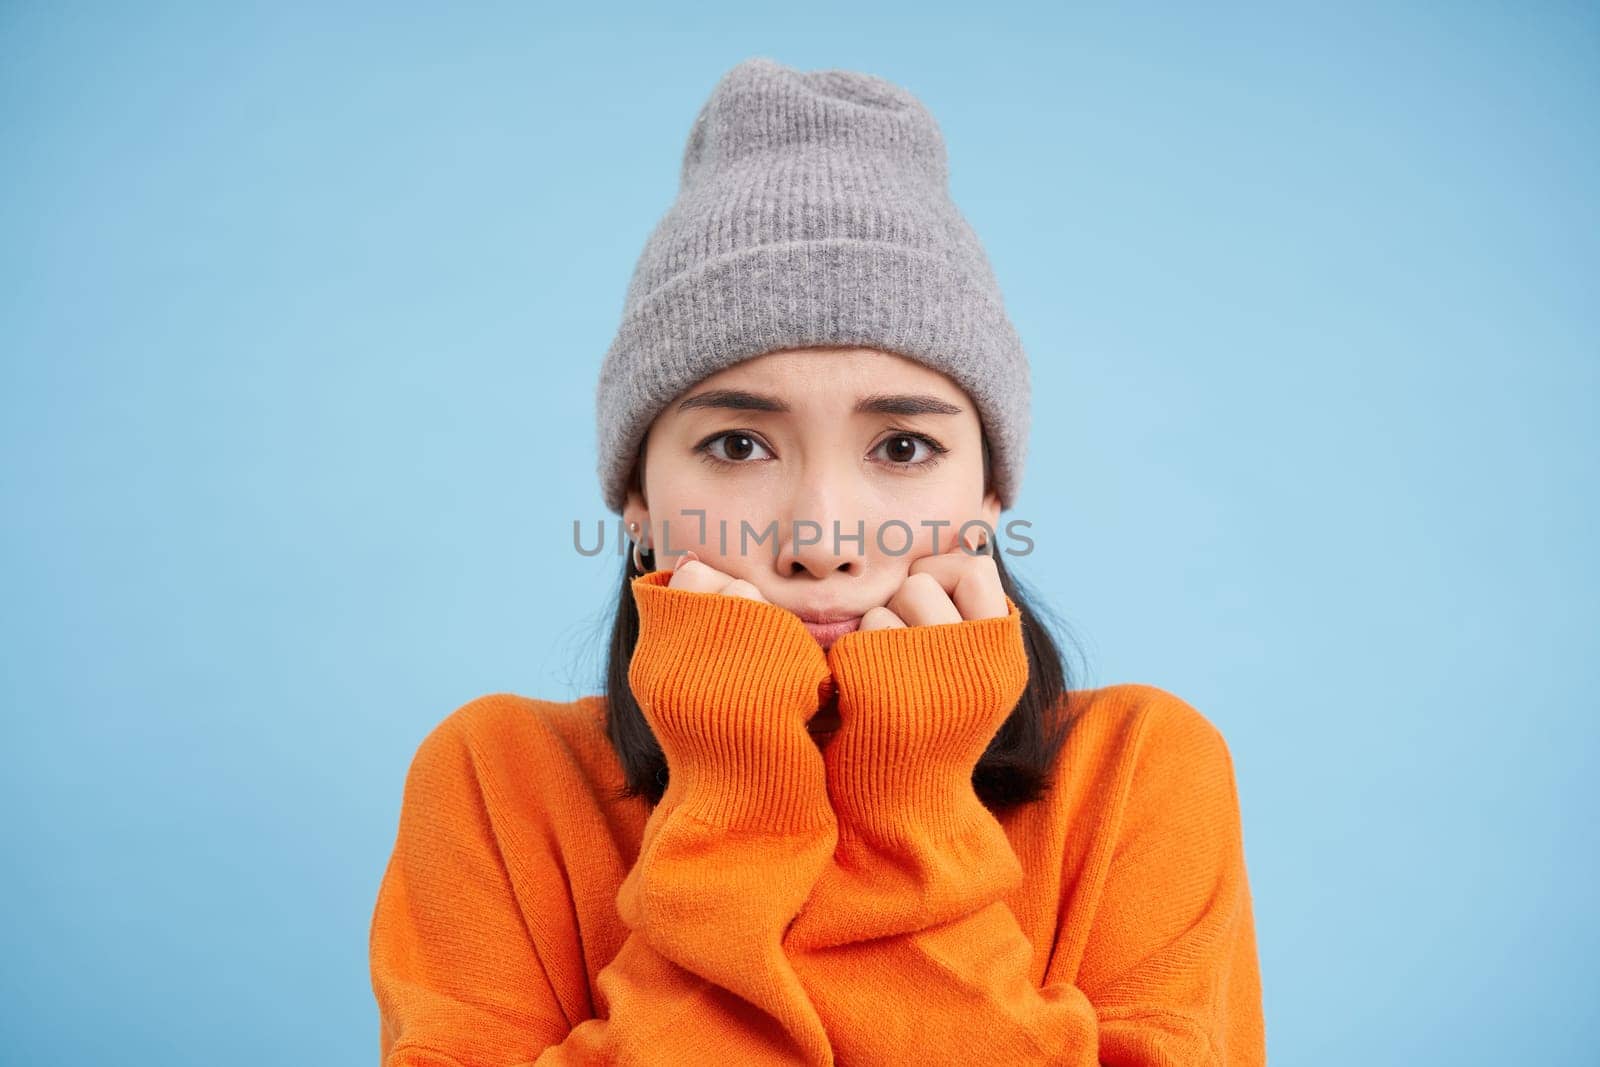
{"left": 628, "top": 569, "right": 837, "bottom": 833}
{"left": 821, "top": 595, "right": 1030, "bottom": 844}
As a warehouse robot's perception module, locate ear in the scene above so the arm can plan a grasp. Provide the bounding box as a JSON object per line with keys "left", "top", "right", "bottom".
{"left": 961, "top": 489, "right": 1002, "bottom": 554}
{"left": 979, "top": 489, "right": 1001, "bottom": 539}
{"left": 622, "top": 484, "right": 651, "bottom": 546}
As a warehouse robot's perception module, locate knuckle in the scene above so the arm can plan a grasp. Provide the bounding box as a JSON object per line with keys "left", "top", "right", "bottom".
{"left": 861, "top": 605, "right": 901, "bottom": 629}
{"left": 721, "top": 578, "right": 760, "bottom": 600}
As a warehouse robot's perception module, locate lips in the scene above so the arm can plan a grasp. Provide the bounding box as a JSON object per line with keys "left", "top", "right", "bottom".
{"left": 798, "top": 615, "right": 862, "bottom": 648}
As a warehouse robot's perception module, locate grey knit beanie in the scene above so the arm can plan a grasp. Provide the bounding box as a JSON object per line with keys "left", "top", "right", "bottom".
{"left": 594, "top": 55, "right": 1030, "bottom": 515}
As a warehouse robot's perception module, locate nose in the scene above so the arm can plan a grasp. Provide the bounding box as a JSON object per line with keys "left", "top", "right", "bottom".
{"left": 772, "top": 468, "right": 864, "bottom": 579}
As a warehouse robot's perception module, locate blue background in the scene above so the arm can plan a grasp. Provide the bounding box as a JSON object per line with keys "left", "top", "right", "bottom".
{"left": 3, "top": 3, "right": 1594, "bottom": 1063}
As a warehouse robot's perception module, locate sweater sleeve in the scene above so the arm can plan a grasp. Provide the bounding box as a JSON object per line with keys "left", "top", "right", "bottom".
{"left": 780, "top": 603, "right": 1266, "bottom": 1066}
{"left": 369, "top": 568, "right": 843, "bottom": 1066}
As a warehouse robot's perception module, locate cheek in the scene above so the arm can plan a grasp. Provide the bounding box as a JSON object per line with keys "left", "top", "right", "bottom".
{"left": 649, "top": 500, "right": 756, "bottom": 561}
{"left": 874, "top": 482, "right": 984, "bottom": 556}
{"left": 641, "top": 460, "right": 753, "bottom": 550}
{"left": 903, "top": 509, "right": 977, "bottom": 557}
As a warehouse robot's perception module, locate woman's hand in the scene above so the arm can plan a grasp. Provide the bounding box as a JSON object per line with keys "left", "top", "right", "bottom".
{"left": 859, "top": 535, "right": 1007, "bottom": 632}
{"left": 817, "top": 533, "right": 1028, "bottom": 846}
{"left": 627, "top": 548, "right": 836, "bottom": 832}
{"left": 663, "top": 549, "right": 769, "bottom": 601}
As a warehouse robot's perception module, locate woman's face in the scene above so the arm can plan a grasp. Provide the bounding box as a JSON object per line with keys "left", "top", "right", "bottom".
{"left": 621, "top": 346, "right": 1001, "bottom": 626}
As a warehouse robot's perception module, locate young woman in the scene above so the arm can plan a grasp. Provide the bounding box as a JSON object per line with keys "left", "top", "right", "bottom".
{"left": 370, "top": 56, "right": 1265, "bottom": 1065}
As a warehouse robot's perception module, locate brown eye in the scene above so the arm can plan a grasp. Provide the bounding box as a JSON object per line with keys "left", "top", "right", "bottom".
{"left": 701, "top": 432, "right": 773, "bottom": 464}
{"left": 883, "top": 435, "right": 918, "bottom": 463}
{"left": 869, "top": 432, "right": 949, "bottom": 470}
{"left": 877, "top": 433, "right": 944, "bottom": 465}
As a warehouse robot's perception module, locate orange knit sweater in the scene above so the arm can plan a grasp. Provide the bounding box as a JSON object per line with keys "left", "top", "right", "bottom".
{"left": 369, "top": 568, "right": 1266, "bottom": 1064}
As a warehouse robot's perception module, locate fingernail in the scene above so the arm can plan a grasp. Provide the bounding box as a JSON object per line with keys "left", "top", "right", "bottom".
{"left": 674, "top": 549, "right": 699, "bottom": 571}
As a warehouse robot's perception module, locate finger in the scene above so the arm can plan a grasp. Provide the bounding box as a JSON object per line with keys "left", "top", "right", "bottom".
{"left": 886, "top": 571, "right": 964, "bottom": 627}
{"left": 667, "top": 559, "right": 732, "bottom": 594}
{"left": 858, "top": 605, "right": 906, "bottom": 633}
{"left": 906, "top": 550, "right": 1007, "bottom": 620}
{"left": 717, "top": 578, "right": 768, "bottom": 604}
{"left": 665, "top": 560, "right": 771, "bottom": 605}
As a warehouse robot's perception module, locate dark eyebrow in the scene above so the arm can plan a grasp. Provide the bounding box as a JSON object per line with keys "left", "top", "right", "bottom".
{"left": 858, "top": 392, "right": 965, "bottom": 416}
{"left": 675, "top": 389, "right": 963, "bottom": 417}
{"left": 676, "top": 389, "right": 790, "bottom": 414}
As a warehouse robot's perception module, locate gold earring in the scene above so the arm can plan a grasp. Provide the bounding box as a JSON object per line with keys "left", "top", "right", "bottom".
{"left": 629, "top": 521, "right": 652, "bottom": 572}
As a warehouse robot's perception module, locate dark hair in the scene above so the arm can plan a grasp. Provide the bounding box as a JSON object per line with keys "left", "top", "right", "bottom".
{"left": 600, "top": 439, "right": 1088, "bottom": 816}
